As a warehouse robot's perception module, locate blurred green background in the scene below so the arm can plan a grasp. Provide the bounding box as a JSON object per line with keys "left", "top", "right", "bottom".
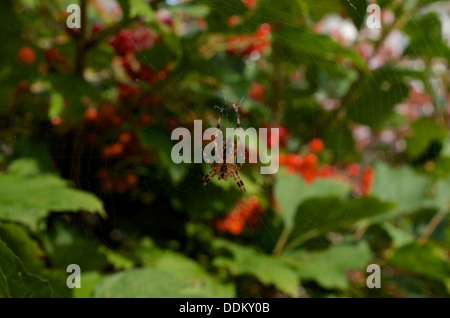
{"left": 0, "top": 0, "right": 449, "bottom": 298}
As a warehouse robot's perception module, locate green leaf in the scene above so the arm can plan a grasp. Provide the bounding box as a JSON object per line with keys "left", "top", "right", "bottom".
{"left": 274, "top": 172, "right": 351, "bottom": 227}
{"left": 42, "top": 220, "right": 108, "bottom": 271}
{"left": 73, "top": 271, "right": 104, "bottom": 298}
{"left": 92, "top": 264, "right": 232, "bottom": 298}
{"left": 0, "top": 160, "right": 106, "bottom": 229}
{"left": 406, "top": 117, "right": 447, "bottom": 159}
{"left": 92, "top": 268, "right": 189, "bottom": 298}
{"left": 0, "top": 222, "right": 45, "bottom": 275}
{"left": 99, "top": 246, "right": 135, "bottom": 271}
{"left": 0, "top": 239, "right": 53, "bottom": 297}
{"left": 433, "top": 177, "right": 450, "bottom": 211}
{"left": 129, "top": 0, "right": 155, "bottom": 22}
{"left": 138, "top": 128, "right": 188, "bottom": 184}
{"left": 389, "top": 243, "right": 450, "bottom": 281}
{"left": 152, "top": 251, "right": 235, "bottom": 297}
{"left": 346, "top": 67, "right": 410, "bottom": 128}
{"left": 167, "top": 3, "right": 211, "bottom": 17}
{"left": 370, "top": 162, "right": 429, "bottom": 219}
{"left": 282, "top": 241, "right": 372, "bottom": 289}
{"left": 48, "top": 75, "right": 96, "bottom": 125}
{"left": 403, "top": 13, "right": 450, "bottom": 60}
{"left": 213, "top": 239, "right": 299, "bottom": 297}
{"left": 288, "top": 196, "right": 393, "bottom": 247}
{"left": 340, "top": 0, "right": 368, "bottom": 28}
{"left": 129, "top": 238, "right": 235, "bottom": 297}
{"left": 274, "top": 26, "right": 367, "bottom": 71}
{"left": 383, "top": 223, "right": 415, "bottom": 248}
{"left": 48, "top": 90, "right": 65, "bottom": 119}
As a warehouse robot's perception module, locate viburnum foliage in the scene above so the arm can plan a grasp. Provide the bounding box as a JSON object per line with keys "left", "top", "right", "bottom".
{"left": 0, "top": 0, "right": 449, "bottom": 298}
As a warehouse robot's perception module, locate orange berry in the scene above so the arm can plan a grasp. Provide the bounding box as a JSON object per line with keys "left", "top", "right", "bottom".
{"left": 110, "top": 143, "right": 123, "bottom": 156}
{"left": 51, "top": 116, "right": 61, "bottom": 125}
{"left": 18, "top": 47, "right": 36, "bottom": 65}
{"left": 125, "top": 173, "right": 138, "bottom": 186}
{"left": 227, "top": 15, "right": 241, "bottom": 27}
{"left": 287, "top": 154, "right": 302, "bottom": 166}
{"left": 118, "top": 132, "right": 132, "bottom": 144}
{"left": 309, "top": 138, "right": 324, "bottom": 153}
{"left": 84, "top": 107, "right": 98, "bottom": 121}
{"left": 361, "top": 166, "right": 374, "bottom": 195}
{"left": 304, "top": 153, "right": 317, "bottom": 165}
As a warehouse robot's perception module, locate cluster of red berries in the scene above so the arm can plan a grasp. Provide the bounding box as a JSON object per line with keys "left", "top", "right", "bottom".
{"left": 278, "top": 138, "right": 375, "bottom": 195}
{"left": 109, "top": 24, "right": 158, "bottom": 56}
{"left": 226, "top": 23, "right": 271, "bottom": 58}
{"left": 109, "top": 24, "right": 170, "bottom": 84}
{"left": 346, "top": 164, "right": 374, "bottom": 196}
{"left": 85, "top": 104, "right": 123, "bottom": 130}
{"left": 214, "top": 196, "right": 263, "bottom": 235}
{"left": 97, "top": 168, "right": 139, "bottom": 194}
{"left": 101, "top": 131, "right": 140, "bottom": 160}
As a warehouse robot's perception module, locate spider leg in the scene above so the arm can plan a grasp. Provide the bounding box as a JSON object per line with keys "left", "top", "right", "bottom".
{"left": 203, "top": 169, "right": 217, "bottom": 186}
{"left": 230, "top": 169, "right": 246, "bottom": 192}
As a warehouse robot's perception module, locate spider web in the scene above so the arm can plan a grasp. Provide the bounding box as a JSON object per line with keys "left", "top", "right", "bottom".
{"left": 2, "top": 0, "right": 449, "bottom": 298}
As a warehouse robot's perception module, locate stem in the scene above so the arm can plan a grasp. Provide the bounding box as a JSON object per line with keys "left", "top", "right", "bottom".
{"left": 272, "top": 226, "right": 291, "bottom": 255}
{"left": 418, "top": 210, "right": 447, "bottom": 245}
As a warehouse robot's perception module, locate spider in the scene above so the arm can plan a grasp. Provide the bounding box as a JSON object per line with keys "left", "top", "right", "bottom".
{"left": 202, "top": 102, "right": 246, "bottom": 192}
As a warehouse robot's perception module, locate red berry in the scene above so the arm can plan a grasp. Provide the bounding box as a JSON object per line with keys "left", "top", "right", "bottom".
{"left": 18, "top": 47, "right": 36, "bottom": 65}
{"left": 91, "top": 22, "right": 103, "bottom": 35}
{"left": 257, "top": 23, "right": 271, "bottom": 37}
{"left": 248, "top": 82, "right": 265, "bottom": 102}
{"left": 51, "top": 116, "right": 61, "bottom": 126}
{"left": 347, "top": 163, "right": 361, "bottom": 177}
{"left": 84, "top": 107, "right": 98, "bottom": 122}
{"left": 227, "top": 15, "right": 241, "bottom": 27}
{"left": 45, "top": 48, "right": 65, "bottom": 63}
{"left": 287, "top": 154, "right": 302, "bottom": 166}
{"left": 309, "top": 138, "right": 324, "bottom": 153}
{"left": 242, "top": 0, "right": 256, "bottom": 8}
{"left": 304, "top": 153, "right": 317, "bottom": 165}
{"left": 118, "top": 132, "right": 133, "bottom": 144}
{"left": 361, "top": 166, "right": 374, "bottom": 195}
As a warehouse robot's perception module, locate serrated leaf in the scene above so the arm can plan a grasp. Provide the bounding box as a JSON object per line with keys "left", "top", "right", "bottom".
{"left": 0, "top": 161, "right": 106, "bottom": 229}
{"left": 0, "top": 222, "right": 45, "bottom": 275}
{"left": 282, "top": 241, "right": 372, "bottom": 289}
{"left": 370, "top": 163, "right": 429, "bottom": 219}
{"left": 92, "top": 268, "right": 189, "bottom": 298}
{"left": 287, "top": 196, "right": 393, "bottom": 247}
{"left": 406, "top": 117, "right": 447, "bottom": 159}
{"left": 274, "top": 26, "right": 367, "bottom": 71}
{"left": 389, "top": 243, "right": 450, "bottom": 281}
{"left": 213, "top": 239, "right": 299, "bottom": 297}
{"left": 43, "top": 220, "right": 108, "bottom": 271}
{"left": 0, "top": 239, "right": 53, "bottom": 297}
{"left": 274, "top": 172, "right": 351, "bottom": 227}
{"left": 152, "top": 251, "right": 235, "bottom": 297}
{"left": 403, "top": 13, "right": 450, "bottom": 60}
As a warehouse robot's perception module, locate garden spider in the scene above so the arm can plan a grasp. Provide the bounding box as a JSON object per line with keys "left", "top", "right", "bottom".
{"left": 202, "top": 101, "right": 246, "bottom": 192}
